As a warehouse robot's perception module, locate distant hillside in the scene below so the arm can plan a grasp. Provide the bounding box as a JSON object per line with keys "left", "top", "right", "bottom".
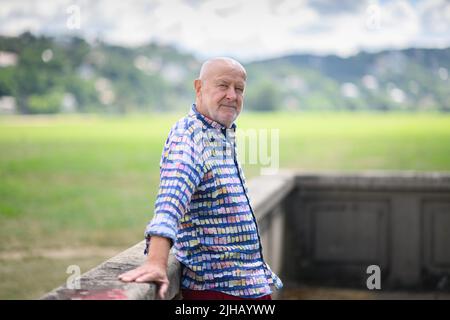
{"left": 0, "top": 32, "right": 449, "bottom": 114}
{"left": 0, "top": 32, "right": 199, "bottom": 114}
{"left": 246, "top": 48, "right": 450, "bottom": 112}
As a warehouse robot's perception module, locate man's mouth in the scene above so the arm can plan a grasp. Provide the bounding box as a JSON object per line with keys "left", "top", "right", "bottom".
{"left": 220, "top": 104, "right": 236, "bottom": 109}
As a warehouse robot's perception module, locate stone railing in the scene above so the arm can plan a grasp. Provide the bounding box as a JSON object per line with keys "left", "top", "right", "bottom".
{"left": 41, "top": 172, "right": 296, "bottom": 300}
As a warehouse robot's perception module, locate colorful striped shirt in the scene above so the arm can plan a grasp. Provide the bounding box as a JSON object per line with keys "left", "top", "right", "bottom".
{"left": 144, "top": 104, "right": 283, "bottom": 298}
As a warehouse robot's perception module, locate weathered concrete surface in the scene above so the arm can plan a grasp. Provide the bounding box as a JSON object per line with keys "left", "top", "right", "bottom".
{"left": 294, "top": 170, "right": 450, "bottom": 191}
{"left": 41, "top": 241, "right": 181, "bottom": 300}
{"left": 246, "top": 170, "right": 296, "bottom": 220}
{"left": 285, "top": 170, "right": 450, "bottom": 292}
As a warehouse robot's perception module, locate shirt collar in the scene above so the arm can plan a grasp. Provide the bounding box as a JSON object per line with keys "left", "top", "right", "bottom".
{"left": 189, "top": 104, "right": 237, "bottom": 131}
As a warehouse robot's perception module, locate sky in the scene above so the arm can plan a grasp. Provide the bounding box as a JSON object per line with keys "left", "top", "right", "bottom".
{"left": 0, "top": 0, "right": 449, "bottom": 61}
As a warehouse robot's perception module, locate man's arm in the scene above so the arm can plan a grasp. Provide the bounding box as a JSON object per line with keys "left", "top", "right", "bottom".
{"left": 118, "top": 236, "right": 171, "bottom": 299}
{"left": 118, "top": 124, "right": 204, "bottom": 299}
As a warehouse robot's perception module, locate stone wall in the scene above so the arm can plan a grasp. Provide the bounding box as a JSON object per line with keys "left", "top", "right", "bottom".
{"left": 41, "top": 170, "right": 450, "bottom": 299}
{"left": 282, "top": 170, "right": 450, "bottom": 291}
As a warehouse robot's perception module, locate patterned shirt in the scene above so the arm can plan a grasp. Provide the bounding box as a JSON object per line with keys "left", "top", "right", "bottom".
{"left": 144, "top": 104, "right": 283, "bottom": 298}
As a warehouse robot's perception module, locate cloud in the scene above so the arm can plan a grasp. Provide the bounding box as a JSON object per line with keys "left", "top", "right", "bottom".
{"left": 0, "top": 0, "right": 448, "bottom": 60}
{"left": 416, "top": 0, "right": 450, "bottom": 47}
{"left": 306, "top": 0, "right": 369, "bottom": 15}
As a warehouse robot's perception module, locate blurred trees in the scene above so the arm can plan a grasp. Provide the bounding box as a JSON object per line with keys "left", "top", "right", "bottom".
{"left": 0, "top": 32, "right": 449, "bottom": 114}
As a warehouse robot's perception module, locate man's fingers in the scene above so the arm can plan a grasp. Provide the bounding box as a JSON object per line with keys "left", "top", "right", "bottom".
{"left": 135, "top": 272, "right": 156, "bottom": 282}
{"left": 118, "top": 266, "right": 169, "bottom": 299}
{"left": 134, "top": 273, "right": 169, "bottom": 299}
{"left": 118, "top": 263, "right": 169, "bottom": 303}
{"left": 118, "top": 268, "right": 146, "bottom": 282}
{"left": 157, "top": 281, "right": 169, "bottom": 300}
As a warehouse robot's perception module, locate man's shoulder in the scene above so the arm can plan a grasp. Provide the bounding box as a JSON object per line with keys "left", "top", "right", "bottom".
{"left": 170, "top": 113, "right": 204, "bottom": 138}
{"left": 166, "top": 113, "right": 205, "bottom": 147}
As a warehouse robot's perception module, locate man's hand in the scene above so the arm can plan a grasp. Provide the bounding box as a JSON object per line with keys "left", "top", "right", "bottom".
{"left": 118, "top": 262, "right": 169, "bottom": 299}
{"left": 118, "top": 235, "right": 171, "bottom": 300}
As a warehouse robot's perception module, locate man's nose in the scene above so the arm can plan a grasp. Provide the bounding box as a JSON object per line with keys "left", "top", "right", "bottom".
{"left": 225, "top": 87, "right": 237, "bottom": 100}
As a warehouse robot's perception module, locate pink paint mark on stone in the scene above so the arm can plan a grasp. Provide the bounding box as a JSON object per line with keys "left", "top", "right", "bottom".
{"left": 69, "top": 288, "right": 128, "bottom": 300}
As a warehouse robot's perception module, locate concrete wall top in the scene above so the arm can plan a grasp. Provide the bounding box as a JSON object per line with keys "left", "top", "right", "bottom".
{"left": 294, "top": 170, "right": 450, "bottom": 191}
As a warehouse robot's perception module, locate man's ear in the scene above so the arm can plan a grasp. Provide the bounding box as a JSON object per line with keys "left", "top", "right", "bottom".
{"left": 194, "top": 79, "right": 202, "bottom": 96}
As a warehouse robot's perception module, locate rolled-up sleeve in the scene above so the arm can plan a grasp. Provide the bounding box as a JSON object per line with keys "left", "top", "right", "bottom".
{"left": 144, "top": 125, "right": 204, "bottom": 254}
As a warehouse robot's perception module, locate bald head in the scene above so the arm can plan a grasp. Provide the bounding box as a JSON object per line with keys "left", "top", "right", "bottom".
{"left": 198, "top": 57, "right": 247, "bottom": 82}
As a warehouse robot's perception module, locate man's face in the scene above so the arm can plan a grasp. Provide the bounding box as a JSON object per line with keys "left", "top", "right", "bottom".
{"left": 195, "top": 62, "right": 246, "bottom": 128}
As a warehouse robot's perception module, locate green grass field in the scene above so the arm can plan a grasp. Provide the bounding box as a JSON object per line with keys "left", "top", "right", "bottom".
{"left": 1, "top": 111, "right": 450, "bottom": 299}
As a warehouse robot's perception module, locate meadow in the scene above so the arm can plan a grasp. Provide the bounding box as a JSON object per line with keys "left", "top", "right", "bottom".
{"left": 1, "top": 111, "right": 450, "bottom": 299}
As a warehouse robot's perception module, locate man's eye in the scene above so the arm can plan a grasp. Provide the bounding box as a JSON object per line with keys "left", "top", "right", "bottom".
{"left": 236, "top": 88, "right": 244, "bottom": 92}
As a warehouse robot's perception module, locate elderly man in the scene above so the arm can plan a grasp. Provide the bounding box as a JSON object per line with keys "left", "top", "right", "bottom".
{"left": 119, "top": 57, "right": 282, "bottom": 300}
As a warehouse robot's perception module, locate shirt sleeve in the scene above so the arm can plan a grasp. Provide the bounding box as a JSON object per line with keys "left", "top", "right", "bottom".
{"left": 144, "top": 125, "right": 204, "bottom": 254}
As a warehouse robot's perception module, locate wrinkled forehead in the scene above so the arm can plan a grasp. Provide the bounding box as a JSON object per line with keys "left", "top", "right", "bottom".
{"left": 213, "top": 68, "right": 247, "bottom": 87}
{"left": 199, "top": 59, "right": 247, "bottom": 83}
